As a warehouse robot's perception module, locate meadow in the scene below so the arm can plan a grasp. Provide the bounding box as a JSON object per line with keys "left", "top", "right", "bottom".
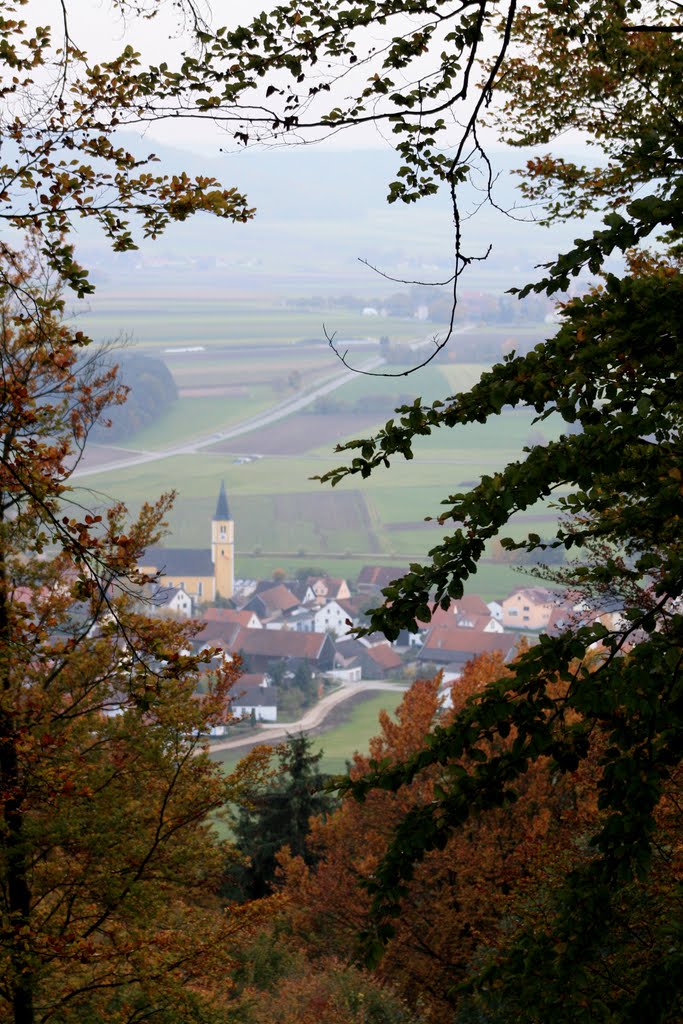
{"left": 209, "top": 689, "right": 408, "bottom": 778}
{"left": 80, "top": 299, "right": 434, "bottom": 351}
{"left": 76, "top": 302, "right": 563, "bottom": 601}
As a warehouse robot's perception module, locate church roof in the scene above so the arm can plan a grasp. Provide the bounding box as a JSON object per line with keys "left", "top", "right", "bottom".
{"left": 214, "top": 480, "right": 231, "bottom": 521}
{"left": 141, "top": 546, "right": 214, "bottom": 577}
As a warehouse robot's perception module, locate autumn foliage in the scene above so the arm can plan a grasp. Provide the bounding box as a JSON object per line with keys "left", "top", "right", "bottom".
{"left": 254, "top": 655, "right": 679, "bottom": 1021}
{"left": 0, "top": 231, "right": 274, "bottom": 1024}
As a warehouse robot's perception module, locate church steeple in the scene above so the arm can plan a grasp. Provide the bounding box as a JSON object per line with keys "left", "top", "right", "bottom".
{"left": 214, "top": 479, "right": 231, "bottom": 521}
{"left": 211, "top": 480, "right": 234, "bottom": 600}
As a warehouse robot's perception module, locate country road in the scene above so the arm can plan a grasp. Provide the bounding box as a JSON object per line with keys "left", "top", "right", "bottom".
{"left": 207, "top": 679, "right": 407, "bottom": 754}
{"left": 72, "top": 355, "right": 386, "bottom": 479}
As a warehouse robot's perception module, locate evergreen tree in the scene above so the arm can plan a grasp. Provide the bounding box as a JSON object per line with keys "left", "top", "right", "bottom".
{"left": 294, "top": 661, "right": 318, "bottom": 707}
{"left": 225, "top": 735, "right": 336, "bottom": 902}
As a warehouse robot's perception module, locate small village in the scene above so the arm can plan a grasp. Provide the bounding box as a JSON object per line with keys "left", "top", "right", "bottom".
{"left": 141, "top": 483, "right": 627, "bottom": 731}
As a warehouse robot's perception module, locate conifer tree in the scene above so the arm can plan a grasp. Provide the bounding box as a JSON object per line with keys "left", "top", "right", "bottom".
{"left": 225, "top": 735, "right": 336, "bottom": 902}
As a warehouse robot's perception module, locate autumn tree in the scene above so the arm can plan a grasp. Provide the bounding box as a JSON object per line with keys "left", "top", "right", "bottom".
{"left": 0, "top": 243, "right": 281, "bottom": 1024}
{"left": 265, "top": 663, "right": 635, "bottom": 1021}
{"left": 0, "top": 5, "right": 267, "bottom": 1021}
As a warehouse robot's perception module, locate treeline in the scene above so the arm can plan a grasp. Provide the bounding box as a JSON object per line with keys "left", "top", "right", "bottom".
{"left": 90, "top": 353, "right": 177, "bottom": 442}
{"left": 305, "top": 392, "right": 415, "bottom": 416}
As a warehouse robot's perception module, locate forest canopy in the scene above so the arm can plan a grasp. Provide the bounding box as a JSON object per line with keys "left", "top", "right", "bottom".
{"left": 89, "top": 354, "right": 178, "bottom": 442}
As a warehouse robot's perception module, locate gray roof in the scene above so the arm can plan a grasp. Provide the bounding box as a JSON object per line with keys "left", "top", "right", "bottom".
{"left": 214, "top": 480, "right": 231, "bottom": 520}
{"left": 150, "top": 585, "right": 188, "bottom": 607}
{"left": 142, "top": 546, "right": 214, "bottom": 577}
{"left": 232, "top": 686, "right": 278, "bottom": 708}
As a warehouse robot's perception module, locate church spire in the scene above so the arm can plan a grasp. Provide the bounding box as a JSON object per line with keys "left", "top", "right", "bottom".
{"left": 213, "top": 480, "right": 231, "bottom": 521}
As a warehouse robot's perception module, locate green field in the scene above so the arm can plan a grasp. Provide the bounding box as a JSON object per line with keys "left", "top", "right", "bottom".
{"left": 123, "top": 392, "right": 271, "bottom": 450}
{"left": 80, "top": 299, "right": 441, "bottom": 350}
{"left": 209, "top": 689, "right": 408, "bottom": 778}
{"left": 76, "top": 304, "right": 564, "bottom": 601}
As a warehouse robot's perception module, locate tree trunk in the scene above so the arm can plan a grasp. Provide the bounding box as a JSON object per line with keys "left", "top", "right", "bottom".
{"left": 0, "top": 545, "right": 35, "bottom": 1024}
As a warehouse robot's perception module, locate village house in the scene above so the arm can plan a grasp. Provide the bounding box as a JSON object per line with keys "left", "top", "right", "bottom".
{"left": 357, "top": 564, "right": 407, "bottom": 596}
{"left": 231, "top": 626, "right": 337, "bottom": 675}
{"left": 201, "top": 607, "right": 263, "bottom": 630}
{"left": 417, "top": 626, "right": 517, "bottom": 671}
{"left": 304, "top": 576, "right": 351, "bottom": 606}
{"left": 230, "top": 674, "right": 278, "bottom": 723}
{"left": 193, "top": 620, "right": 242, "bottom": 660}
{"left": 283, "top": 598, "right": 353, "bottom": 637}
{"left": 500, "top": 586, "right": 558, "bottom": 630}
{"left": 335, "top": 635, "right": 403, "bottom": 680}
{"left": 148, "top": 585, "right": 193, "bottom": 617}
{"left": 243, "top": 583, "right": 301, "bottom": 627}
{"left": 425, "top": 596, "right": 504, "bottom": 633}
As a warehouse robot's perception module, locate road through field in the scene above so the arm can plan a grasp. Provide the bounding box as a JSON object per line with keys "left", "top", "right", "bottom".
{"left": 208, "top": 679, "right": 408, "bottom": 754}
{"left": 72, "top": 355, "right": 386, "bottom": 479}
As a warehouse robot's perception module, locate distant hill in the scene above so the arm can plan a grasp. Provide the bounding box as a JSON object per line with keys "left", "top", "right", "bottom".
{"left": 68, "top": 135, "right": 603, "bottom": 299}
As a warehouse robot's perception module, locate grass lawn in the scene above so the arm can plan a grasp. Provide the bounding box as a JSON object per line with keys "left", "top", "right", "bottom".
{"left": 77, "top": 437, "right": 561, "bottom": 594}
{"left": 122, "top": 392, "right": 274, "bottom": 450}
{"left": 209, "top": 689, "right": 408, "bottom": 779}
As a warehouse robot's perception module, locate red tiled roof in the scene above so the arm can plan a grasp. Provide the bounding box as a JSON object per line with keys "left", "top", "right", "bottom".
{"left": 195, "top": 620, "right": 242, "bottom": 648}
{"left": 463, "top": 613, "right": 497, "bottom": 631}
{"left": 423, "top": 626, "right": 515, "bottom": 656}
{"left": 235, "top": 673, "right": 267, "bottom": 689}
{"left": 202, "top": 608, "right": 260, "bottom": 627}
{"left": 232, "top": 627, "right": 331, "bottom": 660}
{"left": 255, "top": 584, "right": 300, "bottom": 613}
{"left": 425, "top": 604, "right": 457, "bottom": 628}
{"left": 357, "top": 565, "right": 406, "bottom": 588}
{"left": 366, "top": 644, "right": 403, "bottom": 670}
{"left": 456, "top": 594, "right": 491, "bottom": 618}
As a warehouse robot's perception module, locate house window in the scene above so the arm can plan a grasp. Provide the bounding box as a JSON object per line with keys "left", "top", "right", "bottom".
{"left": 523, "top": 605, "right": 530, "bottom": 611}
{"left": 523, "top": 615, "right": 530, "bottom": 622}
{"left": 509, "top": 609, "right": 518, "bottom": 616}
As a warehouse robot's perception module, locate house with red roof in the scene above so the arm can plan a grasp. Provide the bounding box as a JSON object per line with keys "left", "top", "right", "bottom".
{"left": 357, "top": 565, "right": 407, "bottom": 595}
{"left": 201, "top": 607, "right": 262, "bottom": 630}
{"left": 500, "top": 587, "right": 558, "bottom": 630}
{"left": 231, "top": 627, "right": 337, "bottom": 674}
{"left": 417, "top": 626, "right": 517, "bottom": 670}
{"left": 243, "top": 583, "right": 301, "bottom": 625}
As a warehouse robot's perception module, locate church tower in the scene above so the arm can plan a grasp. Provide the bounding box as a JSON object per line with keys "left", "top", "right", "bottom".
{"left": 211, "top": 480, "right": 234, "bottom": 600}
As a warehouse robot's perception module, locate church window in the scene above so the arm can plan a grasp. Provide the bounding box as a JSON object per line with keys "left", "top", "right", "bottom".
{"left": 197, "top": 581, "right": 203, "bottom": 597}
{"left": 220, "top": 525, "right": 227, "bottom": 539}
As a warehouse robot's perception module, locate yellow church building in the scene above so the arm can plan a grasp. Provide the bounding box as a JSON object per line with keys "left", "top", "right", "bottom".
{"left": 139, "top": 481, "right": 234, "bottom": 603}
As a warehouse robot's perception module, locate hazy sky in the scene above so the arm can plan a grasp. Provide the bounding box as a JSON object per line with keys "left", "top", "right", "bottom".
{"left": 27, "top": 0, "right": 514, "bottom": 154}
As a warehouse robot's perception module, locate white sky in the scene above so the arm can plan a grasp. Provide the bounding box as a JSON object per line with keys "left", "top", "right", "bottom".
{"left": 27, "top": 0, "right": 512, "bottom": 154}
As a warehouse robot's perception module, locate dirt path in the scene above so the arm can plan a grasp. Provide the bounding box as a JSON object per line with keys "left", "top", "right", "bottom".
{"left": 208, "top": 680, "right": 406, "bottom": 755}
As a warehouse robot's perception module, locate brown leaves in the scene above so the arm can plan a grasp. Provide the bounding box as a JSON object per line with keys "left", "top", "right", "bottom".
{"left": 272, "top": 657, "right": 606, "bottom": 1018}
